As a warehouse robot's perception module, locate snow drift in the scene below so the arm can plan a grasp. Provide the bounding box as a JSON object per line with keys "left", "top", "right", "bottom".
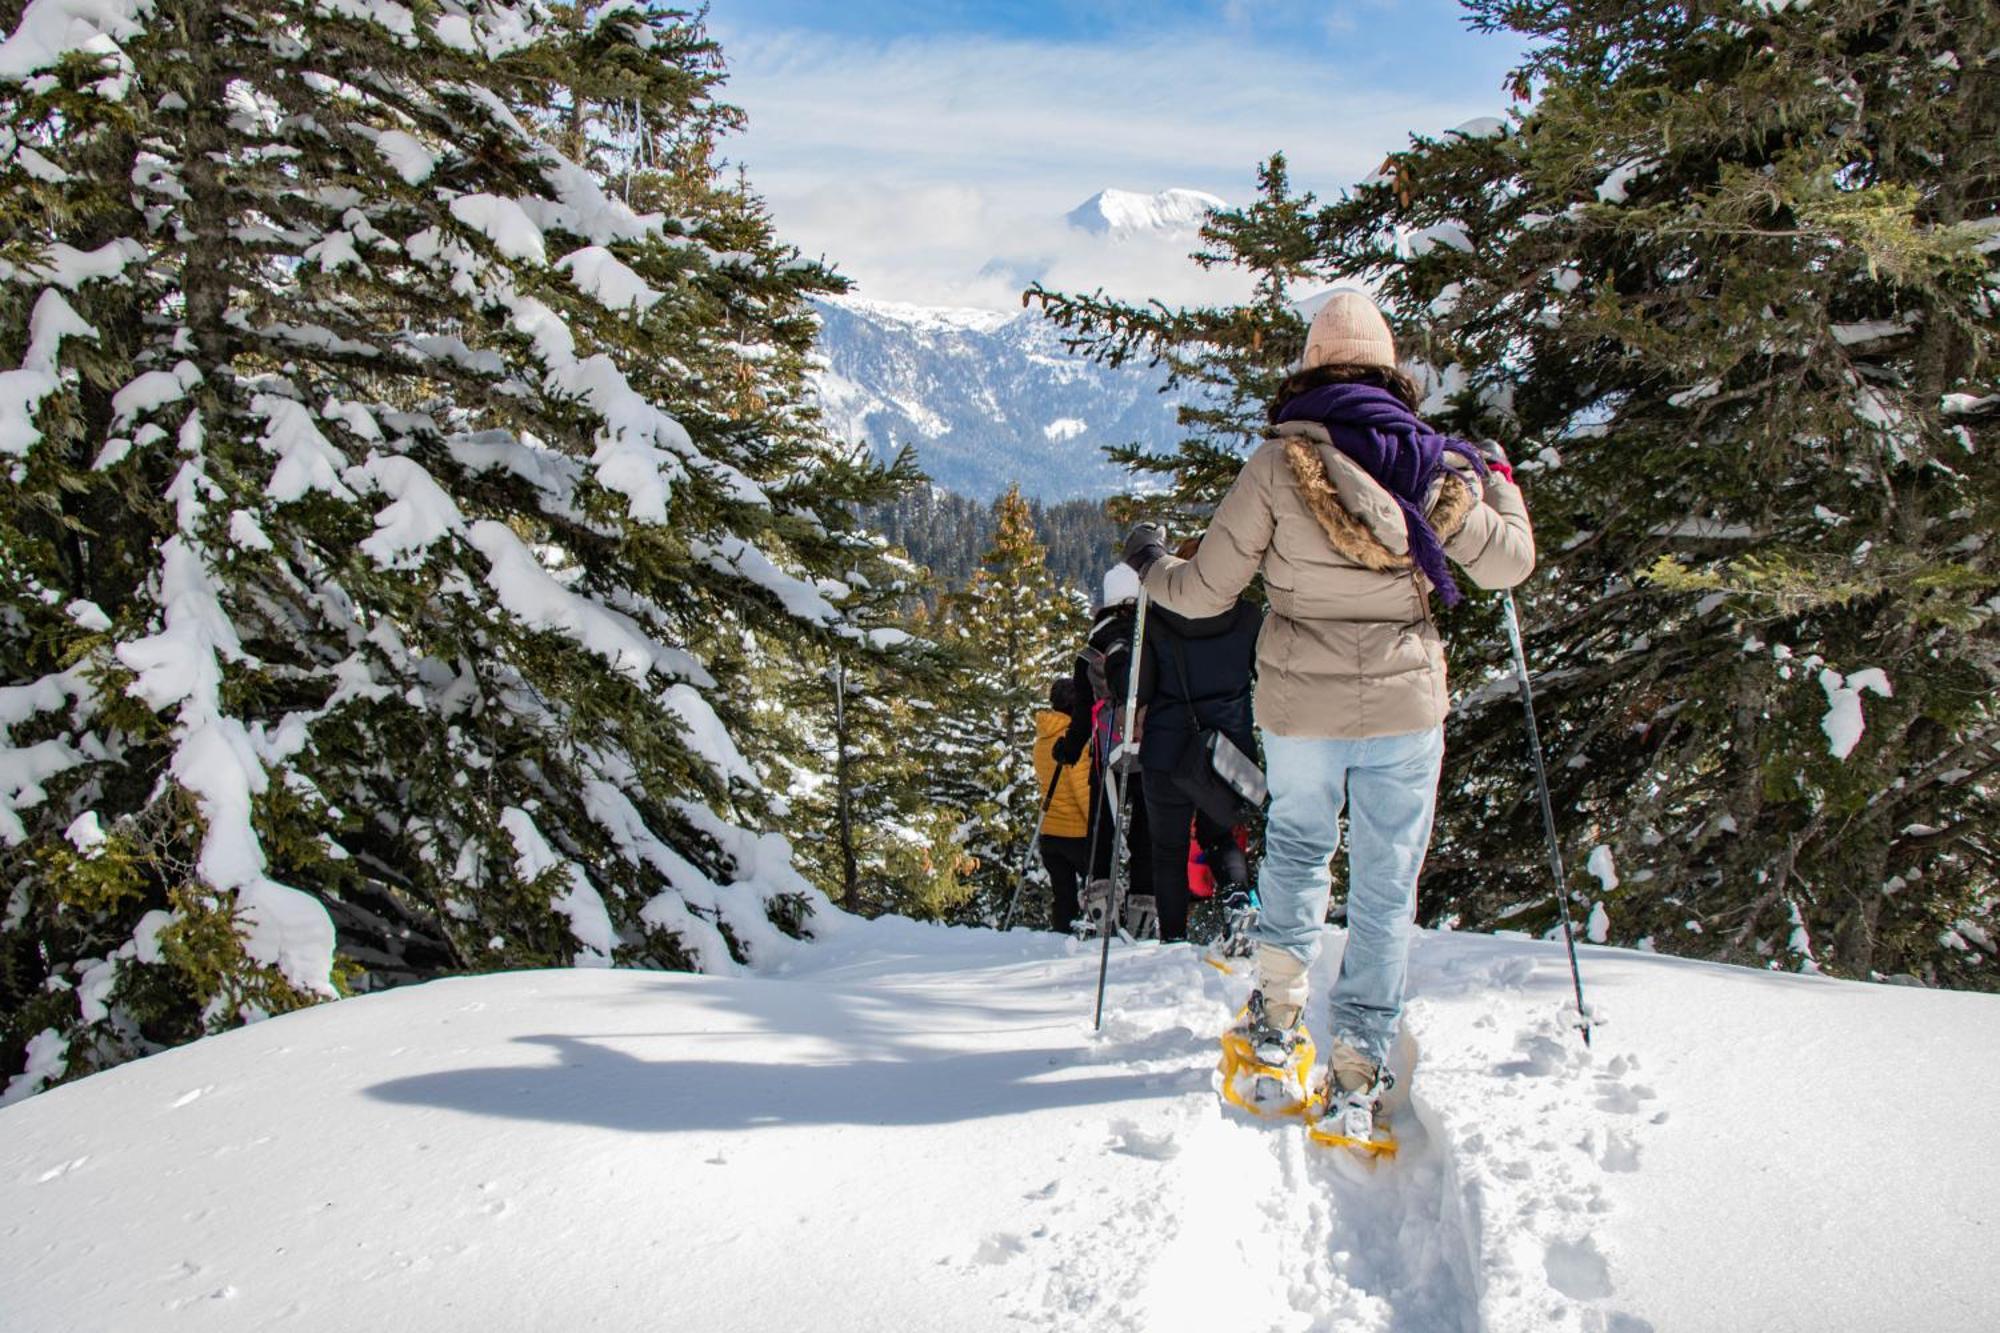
{"left": 3, "top": 919, "right": 1997, "bottom": 1332}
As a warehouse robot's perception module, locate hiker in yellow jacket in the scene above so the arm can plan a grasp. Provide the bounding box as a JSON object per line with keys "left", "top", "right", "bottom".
{"left": 1034, "top": 677, "right": 1094, "bottom": 931}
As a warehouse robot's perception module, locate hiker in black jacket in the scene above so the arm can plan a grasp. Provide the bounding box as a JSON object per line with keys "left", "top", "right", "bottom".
{"left": 1132, "top": 544, "right": 1260, "bottom": 943}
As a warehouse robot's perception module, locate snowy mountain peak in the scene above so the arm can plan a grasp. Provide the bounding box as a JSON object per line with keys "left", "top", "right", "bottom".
{"left": 1065, "top": 188, "right": 1226, "bottom": 237}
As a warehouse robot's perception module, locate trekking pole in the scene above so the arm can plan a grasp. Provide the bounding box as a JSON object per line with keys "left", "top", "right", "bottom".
{"left": 1500, "top": 589, "right": 1592, "bottom": 1046}
{"left": 1000, "top": 771, "right": 1064, "bottom": 932}
{"left": 1094, "top": 588, "right": 1149, "bottom": 1031}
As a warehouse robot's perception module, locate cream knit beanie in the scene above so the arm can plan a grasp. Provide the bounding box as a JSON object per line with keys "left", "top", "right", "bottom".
{"left": 1301, "top": 289, "right": 1397, "bottom": 371}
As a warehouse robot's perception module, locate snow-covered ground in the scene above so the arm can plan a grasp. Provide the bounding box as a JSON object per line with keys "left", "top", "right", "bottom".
{"left": 4, "top": 916, "right": 1997, "bottom": 1332}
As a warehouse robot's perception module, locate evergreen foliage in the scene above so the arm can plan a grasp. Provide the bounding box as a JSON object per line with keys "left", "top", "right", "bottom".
{"left": 866, "top": 486, "right": 1120, "bottom": 597}
{"left": 929, "top": 487, "right": 1087, "bottom": 923}
{"left": 761, "top": 500, "right": 976, "bottom": 922}
{"left": 0, "top": 0, "right": 904, "bottom": 1099}
{"left": 1030, "top": 0, "right": 1999, "bottom": 986}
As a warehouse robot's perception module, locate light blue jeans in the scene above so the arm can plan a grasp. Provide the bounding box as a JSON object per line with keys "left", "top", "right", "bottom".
{"left": 1255, "top": 725, "right": 1444, "bottom": 1066}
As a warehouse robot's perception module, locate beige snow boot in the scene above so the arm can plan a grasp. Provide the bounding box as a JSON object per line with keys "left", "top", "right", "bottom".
{"left": 1252, "top": 943, "right": 1310, "bottom": 1033}
{"left": 1318, "top": 1039, "right": 1394, "bottom": 1141}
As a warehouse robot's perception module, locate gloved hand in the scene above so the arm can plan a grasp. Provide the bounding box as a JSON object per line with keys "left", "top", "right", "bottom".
{"left": 1122, "top": 522, "right": 1169, "bottom": 578}
{"left": 1476, "top": 439, "right": 1515, "bottom": 484}
{"left": 1053, "top": 735, "right": 1084, "bottom": 767}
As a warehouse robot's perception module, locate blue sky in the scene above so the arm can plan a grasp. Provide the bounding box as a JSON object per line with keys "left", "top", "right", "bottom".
{"left": 703, "top": 2, "right": 1528, "bottom": 308}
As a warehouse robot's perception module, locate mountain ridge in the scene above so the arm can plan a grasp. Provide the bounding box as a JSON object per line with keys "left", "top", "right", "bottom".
{"left": 810, "top": 294, "right": 1185, "bottom": 500}
{"left": 805, "top": 188, "right": 1232, "bottom": 500}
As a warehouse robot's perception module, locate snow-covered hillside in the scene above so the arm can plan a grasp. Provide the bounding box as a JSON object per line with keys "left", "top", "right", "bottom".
{"left": 811, "top": 295, "right": 1185, "bottom": 500}
{"left": 5, "top": 918, "right": 1996, "bottom": 1332}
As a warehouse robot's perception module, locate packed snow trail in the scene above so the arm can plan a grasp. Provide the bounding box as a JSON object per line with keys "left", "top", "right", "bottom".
{"left": 4, "top": 917, "right": 1999, "bottom": 1332}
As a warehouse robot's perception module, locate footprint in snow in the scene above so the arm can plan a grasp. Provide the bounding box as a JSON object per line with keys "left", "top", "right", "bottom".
{"left": 1107, "top": 1119, "right": 1182, "bottom": 1161}
{"left": 1600, "top": 1129, "right": 1641, "bottom": 1172}
{"left": 1542, "top": 1234, "right": 1614, "bottom": 1300}
{"left": 972, "top": 1232, "right": 1026, "bottom": 1265}
{"left": 1594, "top": 1082, "right": 1656, "bottom": 1115}
{"left": 1497, "top": 1032, "right": 1569, "bottom": 1078}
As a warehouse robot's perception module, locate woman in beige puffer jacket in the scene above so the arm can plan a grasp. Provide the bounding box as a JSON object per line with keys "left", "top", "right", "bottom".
{"left": 1127, "top": 291, "right": 1534, "bottom": 1137}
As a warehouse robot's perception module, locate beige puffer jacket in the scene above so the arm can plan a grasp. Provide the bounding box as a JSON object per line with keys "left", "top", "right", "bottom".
{"left": 1142, "top": 420, "right": 1535, "bottom": 740}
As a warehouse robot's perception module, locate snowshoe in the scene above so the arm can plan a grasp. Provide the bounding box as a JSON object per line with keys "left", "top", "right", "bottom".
{"left": 1121, "top": 893, "right": 1159, "bottom": 941}
{"left": 1216, "top": 992, "right": 1316, "bottom": 1118}
{"left": 1077, "top": 878, "right": 1113, "bottom": 939}
{"left": 1306, "top": 1052, "right": 1398, "bottom": 1158}
{"left": 1202, "top": 885, "right": 1259, "bottom": 973}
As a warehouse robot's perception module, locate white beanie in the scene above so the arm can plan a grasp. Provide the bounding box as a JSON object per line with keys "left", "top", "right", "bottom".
{"left": 1101, "top": 563, "right": 1141, "bottom": 609}
{"left": 1301, "top": 289, "right": 1397, "bottom": 371}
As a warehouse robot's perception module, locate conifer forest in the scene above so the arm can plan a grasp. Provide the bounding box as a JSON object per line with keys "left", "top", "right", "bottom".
{"left": 1, "top": 0, "right": 1994, "bottom": 1104}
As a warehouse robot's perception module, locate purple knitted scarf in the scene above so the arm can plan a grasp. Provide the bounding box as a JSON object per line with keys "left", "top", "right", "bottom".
{"left": 1274, "top": 383, "right": 1487, "bottom": 606}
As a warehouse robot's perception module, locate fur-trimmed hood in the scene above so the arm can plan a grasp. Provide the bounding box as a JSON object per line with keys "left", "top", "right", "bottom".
{"left": 1272, "top": 420, "right": 1478, "bottom": 576}
{"left": 1132, "top": 425, "right": 1536, "bottom": 740}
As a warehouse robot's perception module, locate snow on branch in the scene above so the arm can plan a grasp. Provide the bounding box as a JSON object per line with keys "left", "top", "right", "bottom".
{"left": 0, "top": 290, "right": 96, "bottom": 457}
{"left": 18, "top": 239, "right": 148, "bottom": 290}
{"left": 114, "top": 413, "right": 336, "bottom": 996}
{"left": 464, "top": 519, "right": 704, "bottom": 683}
{"left": 449, "top": 193, "right": 547, "bottom": 265}
{"left": 254, "top": 395, "right": 359, "bottom": 504}
{"left": 345, "top": 454, "right": 466, "bottom": 568}
{"left": 500, "top": 807, "right": 613, "bottom": 965}
{"left": 0, "top": 0, "right": 147, "bottom": 82}
{"left": 584, "top": 780, "right": 739, "bottom": 973}
{"left": 696, "top": 535, "right": 840, "bottom": 626}
{"left": 669, "top": 798, "right": 837, "bottom": 966}
{"left": 1819, "top": 667, "right": 1892, "bottom": 760}
{"left": 556, "top": 246, "right": 662, "bottom": 314}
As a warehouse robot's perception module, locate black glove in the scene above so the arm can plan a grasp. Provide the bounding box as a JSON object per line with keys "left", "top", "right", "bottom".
{"left": 1122, "top": 522, "right": 1169, "bottom": 577}
{"left": 1052, "top": 736, "right": 1084, "bottom": 767}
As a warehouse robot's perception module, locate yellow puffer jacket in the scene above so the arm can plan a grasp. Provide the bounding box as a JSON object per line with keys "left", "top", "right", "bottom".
{"left": 1034, "top": 709, "right": 1092, "bottom": 838}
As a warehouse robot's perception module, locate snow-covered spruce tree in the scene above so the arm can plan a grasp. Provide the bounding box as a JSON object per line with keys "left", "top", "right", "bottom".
{"left": 0, "top": 1, "right": 886, "bottom": 1100}
{"left": 1320, "top": 1, "right": 1997, "bottom": 984}
{"left": 930, "top": 487, "right": 1085, "bottom": 923}
{"left": 758, "top": 485, "right": 977, "bottom": 922}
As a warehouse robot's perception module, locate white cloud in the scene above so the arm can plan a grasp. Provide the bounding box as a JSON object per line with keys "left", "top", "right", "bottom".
{"left": 769, "top": 180, "right": 1253, "bottom": 311}
{"left": 714, "top": 24, "right": 1511, "bottom": 310}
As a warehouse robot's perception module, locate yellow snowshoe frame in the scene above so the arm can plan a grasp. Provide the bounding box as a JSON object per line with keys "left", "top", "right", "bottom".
{"left": 1216, "top": 1017, "right": 1399, "bottom": 1158}
{"left": 1216, "top": 1025, "right": 1316, "bottom": 1118}
{"left": 1304, "top": 1117, "right": 1399, "bottom": 1158}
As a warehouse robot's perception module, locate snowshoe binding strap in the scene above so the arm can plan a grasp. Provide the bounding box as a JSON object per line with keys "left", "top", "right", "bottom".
{"left": 1078, "top": 878, "right": 1114, "bottom": 939}
{"left": 1306, "top": 1066, "right": 1399, "bottom": 1157}
{"left": 1216, "top": 995, "right": 1316, "bottom": 1119}
{"left": 1121, "top": 893, "right": 1159, "bottom": 941}
{"left": 1201, "top": 887, "right": 1259, "bottom": 973}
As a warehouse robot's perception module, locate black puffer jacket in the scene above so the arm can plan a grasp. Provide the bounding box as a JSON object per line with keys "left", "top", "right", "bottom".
{"left": 1136, "top": 600, "right": 1260, "bottom": 775}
